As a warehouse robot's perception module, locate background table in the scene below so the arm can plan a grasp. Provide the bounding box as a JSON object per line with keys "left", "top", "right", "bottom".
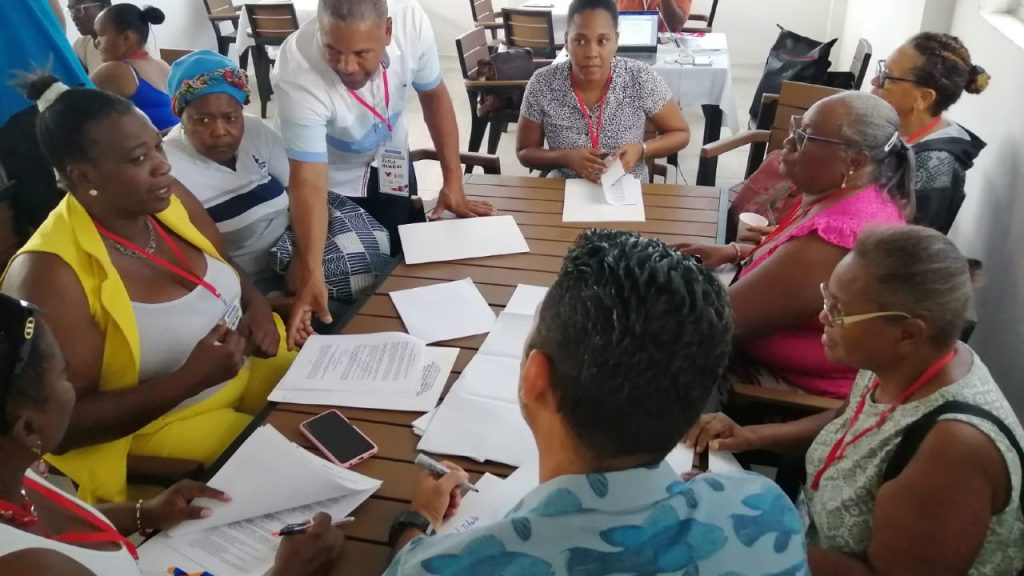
{"left": 226, "top": 175, "right": 726, "bottom": 575}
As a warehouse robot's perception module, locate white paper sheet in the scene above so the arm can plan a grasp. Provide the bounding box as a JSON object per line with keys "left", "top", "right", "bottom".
{"left": 478, "top": 311, "right": 535, "bottom": 359}
{"left": 412, "top": 409, "right": 435, "bottom": 436}
{"left": 140, "top": 490, "right": 373, "bottom": 576}
{"left": 168, "top": 425, "right": 380, "bottom": 536}
{"left": 665, "top": 444, "right": 744, "bottom": 475}
{"left": 399, "top": 215, "right": 530, "bottom": 265}
{"left": 503, "top": 284, "right": 549, "bottom": 316}
{"left": 270, "top": 332, "right": 424, "bottom": 392}
{"left": 270, "top": 346, "right": 459, "bottom": 412}
{"left": 390, "top": 278, "right": 496, "bottom": 344}
{"left": 418, "top": 390, "right": 537, "bottom": 466}
{"left": 439, "top": 463, "right": 539, "bottom": 535}
{"left": 563, "top": 178, "right": 646, "bottom": 222}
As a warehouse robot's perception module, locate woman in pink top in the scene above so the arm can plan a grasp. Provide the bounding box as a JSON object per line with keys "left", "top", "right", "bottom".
{"left": 684, "top": 92, "right": 911, "bottom": 398}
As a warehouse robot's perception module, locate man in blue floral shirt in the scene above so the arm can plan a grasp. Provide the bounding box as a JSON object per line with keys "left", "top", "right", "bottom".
{"left": 385, "top": 229, "right": 809, "bottom": 575}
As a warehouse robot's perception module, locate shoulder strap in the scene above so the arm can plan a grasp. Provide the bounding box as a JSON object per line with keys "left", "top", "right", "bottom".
{"left": 882, "top": 400, "right": 1024, "bottom": 511}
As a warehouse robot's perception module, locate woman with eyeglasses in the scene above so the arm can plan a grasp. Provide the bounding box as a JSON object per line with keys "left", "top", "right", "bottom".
{"left": 1, "top": 75, "right": 296, "bottom": 504}
{"left": 686, "top": 225, "right": 1024, "bottom": 575}
{"left": 870, "top": 32, "right": 989, "bottom": 234}
{"left": 0, "top": 295, "right": 344, "bottom": 575}
{"left": 681, "top": 91, "right": 910, "bottom": 400}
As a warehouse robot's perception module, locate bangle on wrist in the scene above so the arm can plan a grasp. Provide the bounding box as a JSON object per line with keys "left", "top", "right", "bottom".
{"left": 729, "top": 242, "right": 743, "bottom": 263}
{"left": 641, "top": 141, "right": 648, "bottom": 159}
{"left": 135, "top": 499, "right": 145, "bottom": 532}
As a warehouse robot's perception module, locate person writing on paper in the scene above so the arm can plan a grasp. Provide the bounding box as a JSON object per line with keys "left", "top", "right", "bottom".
{"left": 1, "top": 76, "right": 296, "bottom": 503}
{"left": 89, "top": 4, "right": 178, "bottom": 132}
{"left": 617, "top": 0, "right": 692, "bottom": 32}
{"left": 0, "top": 295, "right": 346, "bottom": 576}
{"left": 385, "top": 229, "right": 808, "bottom": 575}
{"left": 271, "top": 0, "right": 496, "bottom": 347}
{"left": 682, "top": 92, "right": 909, "bottom": 400}
{"left": 686, "top": 226, "right": 1024, "bottom": 574}
{"left": 516, "top": 0, "right": 690, "bottom": 184}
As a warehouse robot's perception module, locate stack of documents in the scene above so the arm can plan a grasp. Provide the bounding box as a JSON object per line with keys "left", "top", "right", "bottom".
{"left": 416, "top": 284, "right": 549, "bottom": 466}
{"left": 138, "top": 425, "right": 380, "bottom": 576}
{"left": 390, "top": 278, "right": 496, "bottom": 344}
{"left": 268, "top": 332, "right": 459, "bottom": 412}
{"left": 563, "top": 177, "right": 646, "bottom": 222}
{"left": 398, "top": 215, "right": 529, "bottom": 265}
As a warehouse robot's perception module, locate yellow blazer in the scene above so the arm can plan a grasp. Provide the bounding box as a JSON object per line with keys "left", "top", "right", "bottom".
{"left": 2, "top": 194, "right": 254, "bottom": 502}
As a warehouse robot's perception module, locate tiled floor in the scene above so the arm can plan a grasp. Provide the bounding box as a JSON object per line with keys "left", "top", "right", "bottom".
{"left": 252, "top": 57, "right": 761, "bottom": 202}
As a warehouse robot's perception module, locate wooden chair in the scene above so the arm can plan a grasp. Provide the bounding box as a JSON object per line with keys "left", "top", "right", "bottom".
{"left": 159, "top": 48, "right": 193, "bottom": 66}
{"left": 468, "top": 0, "right": 503, "bottom": 50}
{"left": 410, "top": 149, "right": 503, "bottom": 175}
{"left": 501, "top": 8, "right": 560, "bottom": 59}
{"left": 696, "top": 81, "right": 843, "bottom": 187}
{"left": 202, "top": 0, "right": 248, "bottom": 70}
{"left": 681, "top": 0, "right": 720, "bottom": 33}
{"left": 456, "top": 27, "right": 552, "bottom": 157}
{"left": 245, "top": 3, "right": 299, "bottom": 118}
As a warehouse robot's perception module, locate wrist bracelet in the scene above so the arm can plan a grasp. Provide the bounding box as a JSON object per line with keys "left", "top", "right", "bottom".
{"left": 729, "top": 242, "right": 742, "bottom": 263}
{"left": 641, "top": 141, "right": 648, "bottom": 159}
{"left": 135, "top": 499, "right": 145, "bottom": 532}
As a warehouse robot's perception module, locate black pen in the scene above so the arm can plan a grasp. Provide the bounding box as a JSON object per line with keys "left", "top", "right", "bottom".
{"left": 691, "top": 448, "right": 709, "bottom": 473}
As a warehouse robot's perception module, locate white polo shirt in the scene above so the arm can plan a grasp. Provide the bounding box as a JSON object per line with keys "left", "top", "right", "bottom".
{"left": 164, "top": 114, "right": 291, "bottom": 282}
{"left": 270, "top": 0, "right": 442, "bottom": 196}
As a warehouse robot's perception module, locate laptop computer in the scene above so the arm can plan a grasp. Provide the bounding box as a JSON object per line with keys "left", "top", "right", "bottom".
{"left": 616, "top": 11, "right": 660, "bottom": 65}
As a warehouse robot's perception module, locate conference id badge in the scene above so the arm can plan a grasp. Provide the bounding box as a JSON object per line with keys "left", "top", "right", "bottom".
{"left": 376, "top": 145, "right": 410, "bottom": 196}
{"left": 223, "top": 299, "right": 243, "bottom": 331}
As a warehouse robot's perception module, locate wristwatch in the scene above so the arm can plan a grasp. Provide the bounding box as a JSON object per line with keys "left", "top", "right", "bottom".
{"left": 388, "top": 511, "right": 431, "bottom": 546}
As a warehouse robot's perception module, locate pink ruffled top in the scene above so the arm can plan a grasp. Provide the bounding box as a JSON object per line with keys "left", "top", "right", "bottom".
{"left": 737, "top": 185, "right": 905, "bottom": 398}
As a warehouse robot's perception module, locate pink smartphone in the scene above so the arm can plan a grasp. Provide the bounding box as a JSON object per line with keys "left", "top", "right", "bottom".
{"left": 300, "top": 410, "right": 378, "bottom": 468}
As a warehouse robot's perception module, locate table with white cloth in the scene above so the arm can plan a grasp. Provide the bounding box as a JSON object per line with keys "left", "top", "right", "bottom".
{"left": 230, "top": 0, "right": 317, "bottom": 59}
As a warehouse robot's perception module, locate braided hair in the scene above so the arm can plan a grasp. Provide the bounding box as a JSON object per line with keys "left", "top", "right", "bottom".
{"left": 908, "top": 32, "right": 990, "bottom": 115}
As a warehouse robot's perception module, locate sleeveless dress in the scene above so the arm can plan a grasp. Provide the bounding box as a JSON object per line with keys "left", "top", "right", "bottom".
{"left": 737, "top": 185, "right": 904, "bottom": 398}
{"left": 0, "top": 470, "right": 141, "bottom": 575}
{"left": 803, "top": 350, "right": 1024, "bottom": 575}
{"left": 125, "top": 64, "right": 178, "bottom": 131}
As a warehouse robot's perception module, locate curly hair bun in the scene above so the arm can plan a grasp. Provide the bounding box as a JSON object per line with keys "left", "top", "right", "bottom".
{"left": 140, "top": 5, "right": 166, "bottom": 25}
{"left": 965, "top": 64, "right": 990, "bottom": 94}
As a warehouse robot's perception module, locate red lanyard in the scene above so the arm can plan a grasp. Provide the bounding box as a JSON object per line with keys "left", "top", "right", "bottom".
{"left": 905, "top": 117, "right": 942, "bottom": 144}
{"left": 753, "top": 193, "right": 830, "bottom": 253}
{"left": 126, "top": 50, "right": 148, "bottom": 60}
{"left": 23, "top": 476, "right": 139, "bottom": 560}
{"left": 810, "top": 349, "right": 956, "bottom": 491}
{"left": 94, "top": 216, "right": 223, "bottom": 301}
{"left": 348, "top": 68, "right": 391, "bottom": 132}
{"left": 571, "top": 70, "right": 613, "bottom": 151}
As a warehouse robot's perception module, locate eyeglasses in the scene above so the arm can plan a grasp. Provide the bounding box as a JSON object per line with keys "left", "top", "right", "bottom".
{"left": 874, "top": 59, "right": 923, "bottom": 89}
{"left": 0, "top": 295, "right": 38, "bottom": 427}
{"left": 820, "top": 283, "right": 911, "bottom": 328}
{"left": 789, "top": 115, "right": 847, "bottom": 151}
{"left": 66, "top": 2, "right": 103, "bottom": 17}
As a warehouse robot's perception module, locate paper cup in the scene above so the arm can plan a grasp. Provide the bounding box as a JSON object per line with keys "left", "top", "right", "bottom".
{"left": 737, "top": 212, "right": 770, "bottom": 240}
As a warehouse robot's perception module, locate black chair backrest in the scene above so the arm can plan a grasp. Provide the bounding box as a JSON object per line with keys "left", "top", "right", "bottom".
{"left": 456, "top": 27, "right": 490, "bottom": 80}
{"left": 245, "top": 3, "right": 299, "bottom": 44}
{"left": 850, "top": 38, "right": 872, "bottom": 90}
{"left": 705, "top": 0, "right": 720, "bottom": 27}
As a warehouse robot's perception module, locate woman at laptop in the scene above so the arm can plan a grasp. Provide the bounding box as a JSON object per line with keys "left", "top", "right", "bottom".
{"left": 517, "top": 0, "right": 690, "bottom": 184}
{"left": 618, "top": 0, "right": 692, "bottom": 32}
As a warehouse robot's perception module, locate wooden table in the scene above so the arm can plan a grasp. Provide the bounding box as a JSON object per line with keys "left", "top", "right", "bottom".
{"left": 252, "top": 175, "right": 726, "bottom": 574}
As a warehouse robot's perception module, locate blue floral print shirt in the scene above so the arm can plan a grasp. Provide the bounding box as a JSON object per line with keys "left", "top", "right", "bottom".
{"left": 385, "top": 462, "right": 809, "bottom": 576}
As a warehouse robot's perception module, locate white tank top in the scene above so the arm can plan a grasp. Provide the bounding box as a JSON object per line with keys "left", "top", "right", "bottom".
{"left": 132, "top": 254, "right": 243, "bottom": 412}
{"left": 0, "top": 470, "right": 141, "bottom": 575}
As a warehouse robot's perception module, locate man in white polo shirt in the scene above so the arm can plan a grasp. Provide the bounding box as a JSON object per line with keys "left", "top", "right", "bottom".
{"left": 272, "top": 0, "right": 495, "bottom": 347}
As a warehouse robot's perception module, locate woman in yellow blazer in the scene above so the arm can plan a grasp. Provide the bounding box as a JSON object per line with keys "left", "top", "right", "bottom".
{"left": 2, "top": 75, "right": 300, "bottom": 503}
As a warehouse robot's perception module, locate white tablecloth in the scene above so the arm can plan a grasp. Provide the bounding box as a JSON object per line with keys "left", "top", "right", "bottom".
{"left": 230, "top": 0, "right": 317, "bottom": 59}
{"left": 553, "top": 37, "right": 739, "bottom": 134}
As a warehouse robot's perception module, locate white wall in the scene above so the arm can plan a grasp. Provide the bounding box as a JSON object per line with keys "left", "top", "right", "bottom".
{"left": 944, "top": 1, "right": 1024, "bottom": 418}
{"left": 836, "top": 0, "right": 928, "bottom": 73}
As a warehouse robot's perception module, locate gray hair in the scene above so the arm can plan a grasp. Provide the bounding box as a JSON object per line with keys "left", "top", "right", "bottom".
{"left": 318, "top": 0, "right": 388, "bottom": 22}
{"left": 828, "top": 92, "right": 916, "bottom": 219}
{"left": 853, "top": 225, "right": 973, "bottom": 348}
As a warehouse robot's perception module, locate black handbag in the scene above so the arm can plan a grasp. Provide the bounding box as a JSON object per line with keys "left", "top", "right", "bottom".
{"left": 749, "top": 25, "right": 838, "bottom": 120}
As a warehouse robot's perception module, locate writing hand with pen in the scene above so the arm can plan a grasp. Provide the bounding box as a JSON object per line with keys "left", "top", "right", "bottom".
{"left": 410, "top": 459, "right": 472, "bottom": 529}
{"left": 268, "top": 512, "right": 346, "bottom": 576}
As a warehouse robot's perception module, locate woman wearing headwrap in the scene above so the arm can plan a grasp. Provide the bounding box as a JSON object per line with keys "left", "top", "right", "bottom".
{"left": 165, "top": 50, "right": 392, "bottom": 302}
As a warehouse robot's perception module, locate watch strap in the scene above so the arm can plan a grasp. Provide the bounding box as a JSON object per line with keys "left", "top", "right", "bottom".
{"left": 388, "top": 510, "right": 431, "bottom": 547}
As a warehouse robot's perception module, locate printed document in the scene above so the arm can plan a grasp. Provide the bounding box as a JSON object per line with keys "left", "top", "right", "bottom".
{"left": 399, "top": 215, "right": 529, "bottom": 264}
